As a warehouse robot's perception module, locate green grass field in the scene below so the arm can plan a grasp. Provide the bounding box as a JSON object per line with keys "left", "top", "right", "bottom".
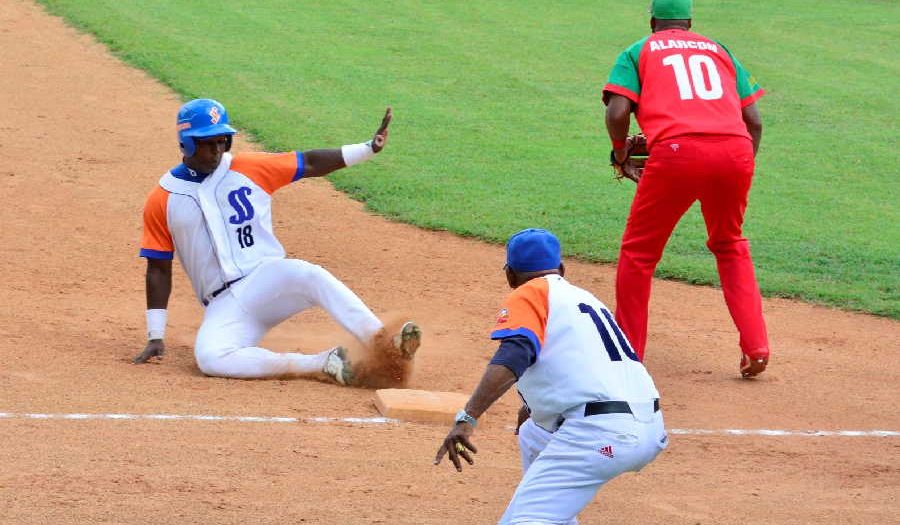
{"left": 39, "top": 0, "right": 899, "bottom": 318}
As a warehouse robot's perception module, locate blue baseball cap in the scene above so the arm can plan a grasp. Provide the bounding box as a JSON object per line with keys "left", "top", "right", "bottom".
{"left": 506, "top": 228, "right": 562, "bottom": 272}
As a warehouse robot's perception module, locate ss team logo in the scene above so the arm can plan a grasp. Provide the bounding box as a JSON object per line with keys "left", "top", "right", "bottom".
{"left": 227, "top": 187, "right": 255, "bottom": 249}
{"left": 227, "top": 187, "right": 255, "bottom": 224}
{"left": 208, "top": 106, "right": 221, "bottom": 124}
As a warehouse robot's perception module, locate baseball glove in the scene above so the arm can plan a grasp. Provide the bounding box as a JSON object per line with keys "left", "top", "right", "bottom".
{"left": 610, "top": 133, "right": 648, "bottom": 183}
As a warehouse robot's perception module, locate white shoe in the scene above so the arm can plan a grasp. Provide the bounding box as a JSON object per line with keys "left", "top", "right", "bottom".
{"left": 323, "top": 346, "right": 353, "bottom": 386}
{"left": 393, "top": 321, "right": 421, "bottom": 360}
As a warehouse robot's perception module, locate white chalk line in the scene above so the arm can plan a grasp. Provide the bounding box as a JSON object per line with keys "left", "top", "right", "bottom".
{"left": 0, "top": 412, "right": 896, "bottom": 437}
{"left": 0, "top": 412, "right": 394, "bottom": 425}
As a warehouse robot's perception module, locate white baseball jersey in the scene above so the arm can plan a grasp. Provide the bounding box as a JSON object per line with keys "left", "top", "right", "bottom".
{"left": 140, "top": 151, "right": 304, "bottom": 304}
{"left": 491, "top": 274, "right": 660, "bottom": 431}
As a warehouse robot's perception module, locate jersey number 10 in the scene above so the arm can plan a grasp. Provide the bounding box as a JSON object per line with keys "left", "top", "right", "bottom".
{"left": 662, "top": 53, "right": 723, "bottom": 101}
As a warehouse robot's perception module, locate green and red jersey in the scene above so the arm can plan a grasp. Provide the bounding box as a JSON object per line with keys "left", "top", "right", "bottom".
{"left": 603, "top": 29, "right": 764, "bottom": 148}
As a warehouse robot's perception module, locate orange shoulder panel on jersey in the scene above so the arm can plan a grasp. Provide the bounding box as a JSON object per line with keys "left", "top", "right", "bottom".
{"left": 490, "top": 277, "right": 550, "bottom": 353}
{"left": 139, "top": 186, "right": 174, "bottom": 260}
{"left": 230, "top": 151, "right": 304, "bottom": 194}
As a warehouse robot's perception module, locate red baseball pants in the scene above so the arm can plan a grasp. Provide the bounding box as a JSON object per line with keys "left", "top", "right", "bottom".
{"left": 614, "top": 135, "right": 769, "bottom": 361}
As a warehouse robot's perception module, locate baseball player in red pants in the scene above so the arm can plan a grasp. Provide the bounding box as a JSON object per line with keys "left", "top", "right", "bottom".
{"left": 603, "top": 0, "right": 769, "bottom": 378}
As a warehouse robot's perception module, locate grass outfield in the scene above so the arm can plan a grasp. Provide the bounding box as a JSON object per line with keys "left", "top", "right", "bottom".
{"left": 39, "top": 0, "right": 899, "bottom": 318}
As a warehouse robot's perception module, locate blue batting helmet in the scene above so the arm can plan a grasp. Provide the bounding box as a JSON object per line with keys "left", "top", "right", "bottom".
{"left": 176, "top": 98, "right": 237, "bottom": 157}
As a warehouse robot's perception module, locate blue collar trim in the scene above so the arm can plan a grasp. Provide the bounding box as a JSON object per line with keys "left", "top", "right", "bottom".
{"left": 170, "top": 163, "right": 211, "bottom": 182}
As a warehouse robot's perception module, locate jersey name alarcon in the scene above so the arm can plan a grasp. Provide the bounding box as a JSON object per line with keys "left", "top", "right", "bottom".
{"left": 603, "top": 28, "right": 764, "bottom": 149}
{"left": 140, "top": 151, "right": 304, "bottom": 304}
{"left": 491, "top": 275, "right": 660, "bottom": 431}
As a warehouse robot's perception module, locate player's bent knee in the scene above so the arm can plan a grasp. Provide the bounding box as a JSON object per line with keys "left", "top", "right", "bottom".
{"left": 706, "top": 238, "right": 750, "bottom": 257}
{"left": 194, "top": 343, "right": 240, "bottom": 378}
{"left": 195, "top": 352, "right": 228, "bottom": 377}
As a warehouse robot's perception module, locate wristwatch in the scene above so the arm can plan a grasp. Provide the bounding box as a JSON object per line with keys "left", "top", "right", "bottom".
{"left": 454, "top": 409, "right": 477, "bottom": 427}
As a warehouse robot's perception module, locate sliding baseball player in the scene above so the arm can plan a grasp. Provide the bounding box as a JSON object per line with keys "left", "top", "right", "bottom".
{"left": 134, "top": 98, "right": 420, "bottom": 385}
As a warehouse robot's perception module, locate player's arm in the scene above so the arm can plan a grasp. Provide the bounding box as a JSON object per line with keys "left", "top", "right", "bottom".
{"left": 146, "top": 258, "right": 172, "bottom": 309}
{"left": 742, "top": 102, "right": 763, "bottom": 156}
{"left": 605, "top": 93, "right": 635, "bottom": 164}
{"left": 301, "top": 107, "right": 393, "bottom": 178}
{"left": 719, "top": 43, "right": 764, "bottom": 157}
{"left": 434, "top": 335, "right": 537, "bottom": 472}
{"left": 133, "top": 258, "right": 172, "bottom": 364}
{"left": 433, "top": 363, "right": 517, "bottom": 473}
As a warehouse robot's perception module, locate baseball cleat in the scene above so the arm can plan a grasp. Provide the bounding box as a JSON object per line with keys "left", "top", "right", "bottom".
{"left": 740, "top": 353, "right": 768, "bottom": 378}
{"left": 323, "top": 346, "right": 354, "bottom": 386}
{"left": 393, "top": 321, "right": 422, "bottom": 360}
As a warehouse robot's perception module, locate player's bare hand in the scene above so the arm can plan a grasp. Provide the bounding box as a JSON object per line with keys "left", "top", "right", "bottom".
{"left": 134, "top": 339, "right": 166, "bottom": 364}
{"left": 434, "top": 422, "right": 477, "bottom": 472}
{"left": 371, "top": 106, "right": 392, "bottom": 153}
{"left": 740, "top": 354, "right": 768, "bottom": 378}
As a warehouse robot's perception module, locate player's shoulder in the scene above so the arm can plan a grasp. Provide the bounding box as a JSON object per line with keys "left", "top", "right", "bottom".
{"left": 145, "top": 183, "right": 170, "bottom": 201}
{"left": 622, "top": 35, "right": 651, "bottom": 57}
{"left": 231, "top": 151, "right": 297, "bottom": 168}
{"left": 231, "top": 151, "right": 303, "bottom": 191}
{"left": 507, "top": 276, "right": 552, "bottom": 303}
{"left": 692, "top": 31, "right": 735, "bottom": 55}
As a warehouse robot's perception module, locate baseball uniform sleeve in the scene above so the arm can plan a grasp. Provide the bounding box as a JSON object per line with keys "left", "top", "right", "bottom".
{"left": 719, "top": 42, "right": 765, "bottom": 106}
{"left": 230, "top": 151, "right": 305, "bottom": 194}
{"left": 490, "top": 277, "right": 550, "bottom": 355}
{"left": 602, "top": 37, "right": 648, "bottom": 105}
{"left": 489, "top": 335, "right": 537, "bottom": 379}
{"left": 139, "top": 186, "right": 174, "bottom": 260}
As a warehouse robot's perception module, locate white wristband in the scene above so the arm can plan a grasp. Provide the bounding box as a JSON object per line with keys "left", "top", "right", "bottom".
{"left": 146, "top": 309, "right": 167, "bottom": 341}
{"left": 341, "top": 140, "right": 375, "bottom": 167}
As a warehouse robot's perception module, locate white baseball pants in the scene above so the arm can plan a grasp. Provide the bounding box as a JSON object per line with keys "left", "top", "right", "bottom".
{"left": 499, "top": 409, "right": 668, "bottom": 524}
{"left": 194, "top": 258, "right": 383, "bottom": 378}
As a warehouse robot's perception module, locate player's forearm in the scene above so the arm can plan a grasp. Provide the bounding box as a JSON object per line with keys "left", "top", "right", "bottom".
{"left": 747, "top": 122, "right": 762, "bottom": 156}
{"left": 145, "top": 264, "right": 172, "bottom": 310}
{"left": 302, "top": 149, "right": 347, "bottom": 178}
{"left": 741, "top": 103, "right": 763, "bottom": 156}
{"left": 463, "top": 364, "right": 518, "bottom": 420}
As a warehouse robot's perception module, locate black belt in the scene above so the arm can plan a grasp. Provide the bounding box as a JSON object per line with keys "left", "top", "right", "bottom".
{"left": 584, "top": 399, "right": 660, "bottom": 417}
{"left": 552, "top": 399, "right": 660, "bottom": 432}
{"left": 202, "top": 278, "right": 242, "bottom": 306}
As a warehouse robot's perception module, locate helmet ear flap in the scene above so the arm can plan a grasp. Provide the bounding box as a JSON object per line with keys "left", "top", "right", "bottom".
{"left": 179, "top": 136, "right": 196, "bottom": 157}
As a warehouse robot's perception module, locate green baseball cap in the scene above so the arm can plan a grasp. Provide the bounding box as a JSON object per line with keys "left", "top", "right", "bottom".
{"left": 651, "top": 0, "right": 693, "bottom": 19}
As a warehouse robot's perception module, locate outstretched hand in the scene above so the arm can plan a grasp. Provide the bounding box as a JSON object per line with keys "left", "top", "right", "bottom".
{"left": 133, "top": 339, "right": 165, "bottom": 364}
{"left": 371, "top": 107, "right": 392, "bottom": 153}
{"left": 434, "top": 422, "right": 477, "bottom": 472}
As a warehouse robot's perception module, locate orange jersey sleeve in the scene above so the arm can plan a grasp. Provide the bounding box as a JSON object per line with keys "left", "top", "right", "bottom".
{"left": 490, "top": 277, "right": 550, "bottom": 353}
{"left": 139, "top": 186, "right": 174, "bottom": 259}
{"left": 230, "top": 151, "right": 304, "bottom": 194}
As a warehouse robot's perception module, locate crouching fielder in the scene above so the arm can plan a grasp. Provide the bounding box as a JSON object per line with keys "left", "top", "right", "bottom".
{"left": 434, "top": 229, "right": 667, "bottom": 524}
{"left": 133, "top": 98, "right": 420, "bottom": 385}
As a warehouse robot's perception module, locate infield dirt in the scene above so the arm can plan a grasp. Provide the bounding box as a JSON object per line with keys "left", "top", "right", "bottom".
{"left": 1, "top": 1, "right": 898, "bottom": 523}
